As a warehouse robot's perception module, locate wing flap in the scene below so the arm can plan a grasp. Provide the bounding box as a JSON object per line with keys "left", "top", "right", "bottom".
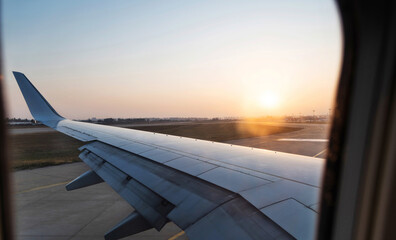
{"left": 261, "top": 199, "right": 317, "bottom": 240}
{"left": 80, "top": 149, "right": 173, "bottom": 231}
{"left": 240, "top": 180, "right": 320, "bottom": 210}
{"left": 78, "top": 140, "right": 293, "bottom": 239}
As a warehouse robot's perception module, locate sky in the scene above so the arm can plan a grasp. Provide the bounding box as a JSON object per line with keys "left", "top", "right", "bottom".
{"left": 2, "top": 0, "right": 342, "bottom": 119}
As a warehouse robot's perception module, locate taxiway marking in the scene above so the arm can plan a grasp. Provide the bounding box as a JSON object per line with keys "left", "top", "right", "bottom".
{"left": 168, "top": 230, "right": 185, "bottom": 240}
{"left": 313, "top": 149, "right": 327, "bottom": 158}
{"left": 18, "top": 181, "right": 69, "bottom": 194}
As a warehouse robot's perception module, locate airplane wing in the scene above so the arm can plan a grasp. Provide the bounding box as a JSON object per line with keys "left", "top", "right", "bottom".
{"left": 13, "top": 71, "right": 324, "bottom": 240}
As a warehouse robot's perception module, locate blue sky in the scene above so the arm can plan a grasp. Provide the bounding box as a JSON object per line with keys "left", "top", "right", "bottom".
{"left": 3, "top": 0, "right": 342, "bottom": 119}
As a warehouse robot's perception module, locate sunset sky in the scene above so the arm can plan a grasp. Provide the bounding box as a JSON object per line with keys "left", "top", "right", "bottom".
{"left": 3, "top": 0, "right": 342, "bottom": 119}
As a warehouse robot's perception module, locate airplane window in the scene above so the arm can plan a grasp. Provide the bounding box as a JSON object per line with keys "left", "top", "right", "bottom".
{"left": 3, "top": 0, "right": 342, "bottom": 239}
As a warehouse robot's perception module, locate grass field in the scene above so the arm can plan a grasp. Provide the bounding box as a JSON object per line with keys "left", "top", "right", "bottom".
{"left": 9, "top": 122, "right": 301, "bottom": 170}
{"left": 10, "top": 132, "right": 82, "bottom": 170}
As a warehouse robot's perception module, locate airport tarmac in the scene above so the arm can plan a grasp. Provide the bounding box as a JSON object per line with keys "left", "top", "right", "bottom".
{"left": 13, "top": 163, "right": 188, "bottom": 240}
{"left": 12, "top": 122, "right": 329, "bottom": 239}
{"left": 226, "top": 122, "right": 329, "bottom": 158}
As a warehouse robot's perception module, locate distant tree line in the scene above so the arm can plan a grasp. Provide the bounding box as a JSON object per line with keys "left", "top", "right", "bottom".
{"left": 6, "top": 118, "right": 34, "bottom": 122}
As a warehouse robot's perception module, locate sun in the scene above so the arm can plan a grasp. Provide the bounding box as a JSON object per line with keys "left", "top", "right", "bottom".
{"left": 259, "top": 92, "right": 279, "bottom": 109}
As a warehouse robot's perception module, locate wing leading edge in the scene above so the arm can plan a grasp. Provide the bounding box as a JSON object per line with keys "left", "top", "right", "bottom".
{"left": 13, "top": 72, "right": 324, "bottom": 239}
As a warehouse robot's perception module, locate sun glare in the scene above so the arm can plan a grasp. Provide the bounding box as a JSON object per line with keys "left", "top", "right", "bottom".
{"left": 259, "top": 92, "right": 279, "bottom": 109}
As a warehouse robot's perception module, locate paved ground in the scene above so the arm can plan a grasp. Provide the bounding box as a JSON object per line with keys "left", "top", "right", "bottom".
{"left": 226, "top": 122, "right": 329, "bottom": 158}
{"left": 12, "top": 122, "right": 329, "bottom": 240}
{"left": 9, "top": 127, "right": 56, "bottom": 135}
{"left": 13, "top": 163, "right": 188, "bottom": 240}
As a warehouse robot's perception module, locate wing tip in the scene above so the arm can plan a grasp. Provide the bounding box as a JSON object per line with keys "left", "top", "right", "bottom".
{"left": 13, "top": 71, "right": 64, "bottom": 125}
{"left": 12, "top": 71, "right": 26, "bottom": 78}
{"left": 13, "top": 71, "right": 30, "bottom": 85}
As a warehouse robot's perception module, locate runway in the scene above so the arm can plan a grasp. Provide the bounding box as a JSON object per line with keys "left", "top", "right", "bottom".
{"left": 13, "top": 122, "right": 328, "bottom": 239}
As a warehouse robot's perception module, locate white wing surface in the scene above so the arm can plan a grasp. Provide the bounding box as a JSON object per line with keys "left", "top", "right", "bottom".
{"left": 13, "top": 72, "right": 324, "bottom": 240}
